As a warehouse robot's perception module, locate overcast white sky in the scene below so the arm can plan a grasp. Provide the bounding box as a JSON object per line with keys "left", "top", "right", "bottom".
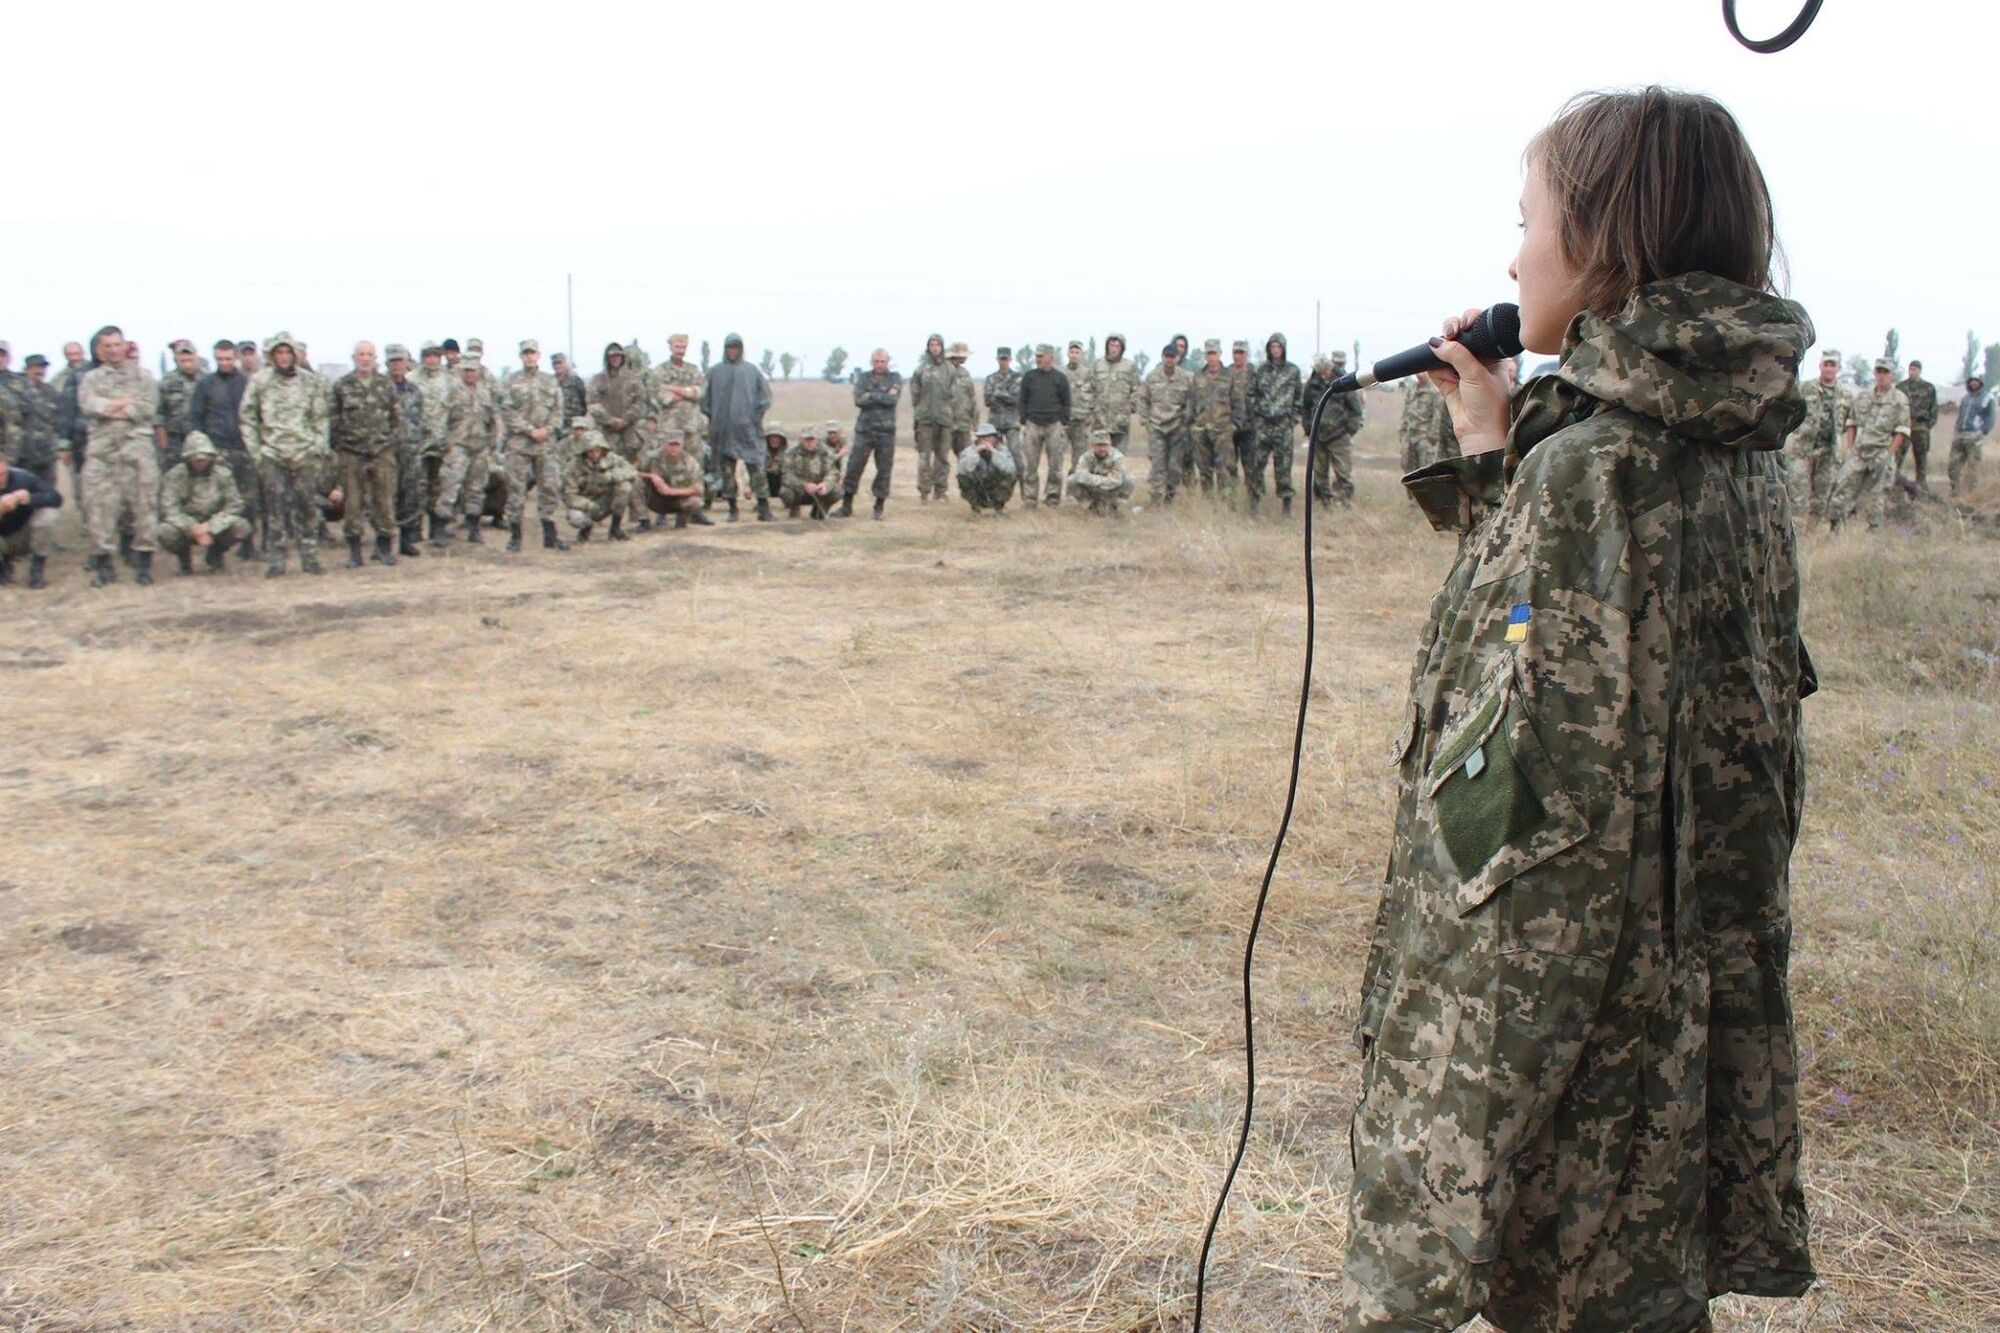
{"left": 4, "top": 1, "right": 1991, "bottom": 381}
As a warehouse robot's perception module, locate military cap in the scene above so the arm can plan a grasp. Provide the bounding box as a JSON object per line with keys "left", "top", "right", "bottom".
{"left": 441, "top": 338, "right": 461, "bottom": 352}
{"left": 1089, "top": 428, "right": 1112, "bottom": 445}
{"left": 947, "top": 342, "right": 969, "bottom": 358}
{"left": 519, "top": 338, "right": 539, "bottom": 353}
{"left": 383, "top": 343, "right": 411, "bottom": 361}
{"left": 24, "top": 353, "right": 48, "bottom": 368}
{"left": 459, "top": 353, "right": 482, "bottom": 370}
{"left": 797, "top": 422, "right": 821, "bottom": 439}
{"left": 1035, "top": 343, "right": 1056, "bottom": 357}
{"left": 419, "top": 338, "right": 443, "bottom": 354}
{"left": 823, "top": 419, "right": 842, "bottom": 434}
{"left": 604, "top": 341, "right": 625, "bottom": 355}
{"left": 1872, "top": 356, "right": 1895, "bottom": 372}
{"left": 996, "top": 346, "right": 1012, "bottom": 358}
{"left": 1161, "top": 342, "right": 1180, "bottom": 357}
{"left": 1330, "top": 350, "right": 1348, "bottom": 366}
{"left": 1202, "top": 338, "right": 1221, "bottom": 354}
{"left": 1068, "top": 339, "right": 1084, "bottom": 350}
{"left": 180, "top": 430, "right": 220, "bottom": 460}
{"left": 662, "top": 429, "right": 688, "bottom": 444}
{"left": 975, "top": 421, "right": 1000, "bottom": 438}
{"left": 764, "top": 421, "right": 787, "bottom": 439}
{"left": 467, "top": 337, "right": 484, "bottom": 351}
{"left": 1819, "top": 347, "right": 1841, "bottom": 365}
{"left": 168, "top": 338, "right": 195, "bottom": 354}
{"left": 237, "top": 340, "right": 258, "bottom": 354}
{"left": 1313, "top": 354, "right": 1332, "bottom": 372}
{"left": 1232, "top": 339, "right": 1249, "bottom": 353}
{"left": 263, "top": 330, "right": 297, "bottom": 354}
{"left": 569, "top": 415, "right": 593, "bottom": 430}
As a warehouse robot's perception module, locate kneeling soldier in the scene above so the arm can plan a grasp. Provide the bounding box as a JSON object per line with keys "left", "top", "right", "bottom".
{"left": 780, "top": 423, "right": 840, "bottom": 519}
{"left": 1067, "top": 428, "right": 1135, "bottom": 515}
{"left": 561, "top": 418, "right": 636, "bottom": 543}
{"left": 0, "top": 462, "right": 63, "bottom": 589}
{"left": 641, "top": 432, "right": 715, "bottom": 529}
{"left": 156, "top": 431, "right": 251, "bottom": 573}
{"left": 956, "top": 422, "right": 1019, "bottom": 515}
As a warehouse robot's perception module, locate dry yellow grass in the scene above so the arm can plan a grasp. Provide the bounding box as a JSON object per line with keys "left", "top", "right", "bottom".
{"left": 3, "top": 382, "right": 1996, "bottom": 1330}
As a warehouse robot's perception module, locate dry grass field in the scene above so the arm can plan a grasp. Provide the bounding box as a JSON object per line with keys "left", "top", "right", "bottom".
{"left": 4, "top": 380, "right": 1998, "bottom": 1330}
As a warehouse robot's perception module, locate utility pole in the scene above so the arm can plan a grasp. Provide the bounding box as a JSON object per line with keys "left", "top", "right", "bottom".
{"left": 566, "top": 272, "right": 575, "bottom": 364}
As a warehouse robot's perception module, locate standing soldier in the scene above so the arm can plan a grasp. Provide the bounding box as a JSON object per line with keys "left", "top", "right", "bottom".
{"left": 1948, "top": 374, "right": 1995, "bottom": 496}
{"left": 1829, "top": 356, "right": 1910, "bottom": 532}
{"left": 155, "top": 432, "right": 251, "bottom": 574}
{"left": 236, "top": 339, "right": 261, "bottom": 380}
{"left": 699, "top": 332, "right": 774, "bottom": 522}
{"left": 1063, "top": 339, "right": 1097, "bottom": 495}
{"left": 11, "top": 355, "right": 64, "bottom": 489}
{"left": 983, "top": 346, "right": 1023, "bottom": 472}
{"left": 1228, "top": 338, "right": 1256, "bottom": 481}
{"left": 561, "top": 418, "right": 637, "bottom": 543}
{"left": 157, "top": 340, "right": 205, "bottom": 470}
{"left": 190, "top": 340, "right": 258, "bottom": 559}
{"left": 551, "top": 353, "right": 588, "bottom": 424}
{"left": 503, "top": 338, "right": 570, "bottom": 552}
{"left": 1018, "top": 344, "right": 1072, "bottom": 509}
{"left": 1400, "top": 376, "right": 1440, "bottom": 473}
{"left": 413, "top": 339, "right": 456, "bottom": 541}
{"left": 384, "top": 345, "right": 430, "bottom": 558}
{"left": 432, "top": 355, "right": 502, "bottom": 546}
{"left": 1785, "top": 348, "right": 1851, "bottom": 521}
{"left": 51, "top": 342, "right": 88, "bottom": 393}
{"left": 1897, "top": 359, "right": 1937, "bottom": 488}
{"left": 1092, "top": 333, "right": 1141, "bottom": 452}
{"left": 1246, "top": 332, "right": 1301, "bottom": 516}
{"left": 1304, "top": 352, "right": 1365, "bottom": 507}
{"left": 464, "top": 337, "right": 494, "bottom": 388}
{"left": 587, "top": 342, "right": 651, "bottom": 530}
{"left": 1189, "top": 339, "right": 1242, "bottom": 501}
{"left": 1136, "top": 340, "right": 1197, "bottom": 505}
{"left": 947, "top": 342, "right": 976, "bottom": 471}
{"left": 77, "top": 325, "right": 162, "bottom": 586}
{"left": 840, "top": 347, "right": 903, "bottom": 519}
{"left": 240, "top": 331, "right": 332, "bottom": 578}
{"left": 328, "top": 341, "right": 404, "bottom": 568}
{"left": 0, "top": 343, "right": 22, "bottom": 459}
{"left": 646, "top": 334, "right": 707, "bottom": 531}
{"left": 909, "top": 333, "right": 956, "bottom": 503}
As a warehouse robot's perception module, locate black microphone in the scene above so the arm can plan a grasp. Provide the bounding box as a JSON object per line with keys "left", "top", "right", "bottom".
{"left": 1326, "top": 303, "right": 1522, "bottom": 393}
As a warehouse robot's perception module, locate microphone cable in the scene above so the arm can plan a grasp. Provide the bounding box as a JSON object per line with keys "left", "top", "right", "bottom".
{"left": 1191, "top": 379, "right": 1336, "bottom": 1327}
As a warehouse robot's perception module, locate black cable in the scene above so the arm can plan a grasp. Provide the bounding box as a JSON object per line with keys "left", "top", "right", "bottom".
{"left": 1191, "top": 381, "right": 1333, "bottom": 1327}
{"left": 1723, "top": 0, "right": 1824, "bottom": 53}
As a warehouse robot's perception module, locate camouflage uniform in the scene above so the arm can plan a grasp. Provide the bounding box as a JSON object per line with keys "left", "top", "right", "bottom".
{"left": 1066, "top": 432, "right": 1135, "bottom": 513}
{"left": 155, "top": 433, "right": 251, "bottom": 566}
{"left": 1347, "top": 273, "right": 1816, "bottom": 1332}
{"left": 1189, "top": 342, "right": 1242, "bottom": 497}
{"left": 1246, "top": 333, "right": 1301, "bottom": 507}
{"left": 588, "top": 344, "right": 653, "bottom": 523}
{"left": 643, "top": 443, "right": 708, "bottom": 522}
{"left": 10, "top": 376, "right": 63, "bottom": 482}
{"left": 1135, "top": 356, "right": 1197, "bottom": 504}
{"left": 155, "top": 367, "right": 202, "bottom": 469}
{"left": 1949, "top": 385, "right": 1996, "bottom": 495}
{"left": 954, "top": 431, "right": 1018, "bottom": 512}
{"left": 779, "top": 436, "right": 841, "bottom": 517}
{"left": 239, "top": 338, "right": 332, "bottom": 569}
{"left": 1829, "top": 378, "right": 1910, "bottom": 530}
{"left": 434, "top": 367, "right": 502, "bottom": 523}
{"left": 1064, "top": 348, "right": 1099, "bottom": 483}
{"left": 1091, "top": 338, "right": 1141, "bottom": 452}
{"left": 1305, "top": 355, "right": 1365, "bottom": 505}
{"left": 560, "top": 429, "right": 637, "bottom": 535}
{"left": 910, "top": 336, "right": 957, "bottom": 501}
{"left": 983, "top": 355, "right": 1023, "bottom": 470}
{"left": 385, "top": 350, "right": 434, "bottom": 546}
{"left": 948, "top": 345, "right": 976, "bottom": 469}
{"left": 647, "top": 351, "right": 708, "bottom": 471}
{"left": 1784, "top": 370, "right": 1850, "bottom": 519}
{"left": 502, "top": 359, "right": 567, "bottom": 527}
{"left": 77, "top": 361, "right": 162, "bottom": 556}
{"left": 1228, "top": 339, "right": 1256, "bottom": 479}
{"left": 1896, "top": 373, "right": 1937, "bottom": 485}
{"left": 328, "top": 367, "right": 403, "bottom": 542}
{"left": 1400, "top": 378, "right": 1443, "bottom": 473}
{"left": 844, "top": 366, "right": 903, "bottom": 506}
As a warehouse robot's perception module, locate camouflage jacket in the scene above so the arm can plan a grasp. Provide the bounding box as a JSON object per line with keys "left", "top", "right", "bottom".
{"left": 647, "top": 360, "right": 707, "bottom": 445}
{"left": 389, "top": 378, "right": 427, "bottom": 457}
{"left": 1787, "top": 378, "right": 1850, "bottom": 454}
{"left": 1135, "top": 364, "right": 1197, "bottom": 432}
{"left": 557, "top": 371, "right": 588, "bottom": 424}
{"left": 78, "top": 363, "right": 161, "bottom": 458}
{"left": 561, "top": 445, "right": 637, "bottom": 510}
{"left": 160, "top": 460, "right": 245, "bottom": 531}
{"left": 329, "top": 370, "right": 404, "bottom": 457}
{"left": 1899, "top": 376, "right": 1937, "bottom": 428}
{"left": 950, "top": 366, "right": 976, "bottom": 430}
{"left": 1303, "top": 374, "right": 1365, "bottom": 443}
{"left": 780, "top": 443, "right": 839, "bottom": 492}
{"left": 239, "top": 367, "right": 329, "bottom": 465}
{"left": 502, "top": 368, "right": 566, "bottom": 452}
{"left": 1064, "top": 359, "right": 1098, "bottom": 428}
{"left": 157, "top": 370, "right": 202, "bottom": 442}
{"left": 648, "top": 447, "right": 703, "bottom": 492}
{"left": 413, "top": 366, "right": 455, "bottom": 455}
{"left": 1400, "top": 379, "right": 1441, "bottom": 452}
{"left": 1071, "top": 446, "right": 1130, "bottom": 489}
{"left": 909, "top": 346, "right": 957, "bottom": 427}
{"left": 982, "top": 368, "right": 1022, "bottom": 430}
{"left": 851, "top": 369, "right": 904, "bottom": 433}
{"left": 955, "top": 440, "right": 1017, "bottom": 502}
{"left": 587, "top": 366, "right": 650, "bottom": 455}
{"left": 10, "top": 378, "right": 63, "bottom": 471}
{"left": 1350, "top": 273, "right": 1816, "bottom": 1330}
{"left": 1190, "top": 364, "right": 1241, "bottom": 432}
{"left": 1848, "top": 385, "right": 1910, "bottom": 454}
{"left": 1227, "top": 361, "right": 1254, "bottom": 430}
{"left": 443, "top": 380, "right": 501, "bottom": 454}
{"left": 1092, "top": 356, "right": 1140, "bottom": 424}
{"left": 0, "top": 374, "right": 20, "bottom": 461}
{"left": 1249, "top": 344, "right": 1301, "bottom": 427}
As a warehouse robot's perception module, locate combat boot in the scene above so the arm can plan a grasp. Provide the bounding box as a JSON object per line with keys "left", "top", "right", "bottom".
{"left": 464, "top": 516, "right": 483, "bottom": 544}
{"left": 300, "top": 550, "right": 324, "bottom": 575}
{"left": 836, "top": 493, "right": 854, "bottom": 518}
{"left": 506, "top": 522, "right": 523, "bottom": 552}
{"left": 576, "top": 522, "right": 594, "bottom": 543}
{"left": 176, "top": 547, "right": 194, "bottom": 575}
{"left": 726, "top": 497, "right": 739, "bottom": 523}
{"left": 376, "top": 534, "right": 397, "bottom": 566}
{"left": 239, "top": 535, "right": 257, "bottom": 560}
{"left": 90, "top": 553, "right": 117, "bottom": 587}
{"left": 399, "top": 524, "right": 423, "bottom": 558}
{"left": 689, "top": 507, "right": 715, "bottom": 526}
{"left": 119, "top": 531, "right": 136, "bottom": 568}
{"left": 28, "top": 555, "right": 47, "bottom": 589}
{"left": 873, "top": 497, "right": 886, "bottom": 521}
{"left": 541, "top": 519, "right": 569, "bottom": 551}
{"left": 674, "top": 512, "right": 689, "bottom": 529}
{"left": 609, "top": 516, "right": 629, "bottom": 542}
{"left": 810, "top": 502, "right": 827, "bottom": 522}
{"left": 0, "top": 556, "right": 12, "bottom": 584}
{"left": 265, "top": 550, "right": 287, "bottom": 578}
{"left": 347, "top": 535, "right": 365, "bottom": 568}
{"left": 785, "top": 502, "right": 801, "bottom": 518}
{"left": 634, "top": 517, "right": 652, "bottom": 533}
{"left": 205, "top": 544, "right": 225, "bottom": 573}
{"left": 134, "top": 550, "right": 155, "bottom": 586}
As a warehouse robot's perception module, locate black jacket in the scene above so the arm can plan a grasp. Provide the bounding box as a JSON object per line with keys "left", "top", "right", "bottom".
{"left": 189, "top": 370, "right": 249, "bottom": 452}
{"left": 1, "top": 465, "right": 63, "bottom": 540}
{"left": 1019, "top": 366, "right": 1071, "bottom": 425}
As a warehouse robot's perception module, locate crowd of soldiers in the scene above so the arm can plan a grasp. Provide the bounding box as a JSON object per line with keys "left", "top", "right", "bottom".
{"left": 1784, "top": 351, "right": 1998, "bottom": 530}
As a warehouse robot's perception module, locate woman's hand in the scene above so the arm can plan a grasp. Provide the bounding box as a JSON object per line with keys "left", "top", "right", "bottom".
{"left": 1423, "top": 307, "right": 1513, "bottom": 456}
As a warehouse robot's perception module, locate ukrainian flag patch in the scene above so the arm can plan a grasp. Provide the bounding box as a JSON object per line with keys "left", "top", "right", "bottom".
{"left": 1505, "top": 603, "right": 1531, "bottom": 643}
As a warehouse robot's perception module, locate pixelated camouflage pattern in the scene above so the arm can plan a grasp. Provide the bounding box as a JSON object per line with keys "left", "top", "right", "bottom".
{"left": 239, "top": 366, "right": 329, "bottom": 465}
{"left": 159, "top": 455, "right": 246, "bottom": 536}
{"left": 1066, "top": 443, "right": 1134, "bottom": 510}
{"left": 1345, "top": 273, "right": 1817, "bottom": 1332}
{"left": 561, "top": 440, "right": 637, "bottom": 524}
{"left": 648, "top": 358, "right": 707, "bottom": 454}
{"left": 909, "top": 339, "right": 956, "bottom": 428}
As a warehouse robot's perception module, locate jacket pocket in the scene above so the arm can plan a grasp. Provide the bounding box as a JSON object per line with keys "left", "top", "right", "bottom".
{"left": 1425, "top": 662, "right": 1589, "bottom": 913}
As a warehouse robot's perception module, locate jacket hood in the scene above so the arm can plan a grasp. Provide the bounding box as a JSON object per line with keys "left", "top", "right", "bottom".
{"left": 925, "top": 333, "right": 944, "bottom": 363}
{"left": 1555, "top": 272, "right": 1811, "bottom": 451}
{"left": 1265, "top": 332, "right": 1287, "bottom": 365}
{"left": 1105, "top": 332, "right": 1125, "bottom": 362}
{"left": 602, "top": 342, "right": 626, "bottom": 371}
